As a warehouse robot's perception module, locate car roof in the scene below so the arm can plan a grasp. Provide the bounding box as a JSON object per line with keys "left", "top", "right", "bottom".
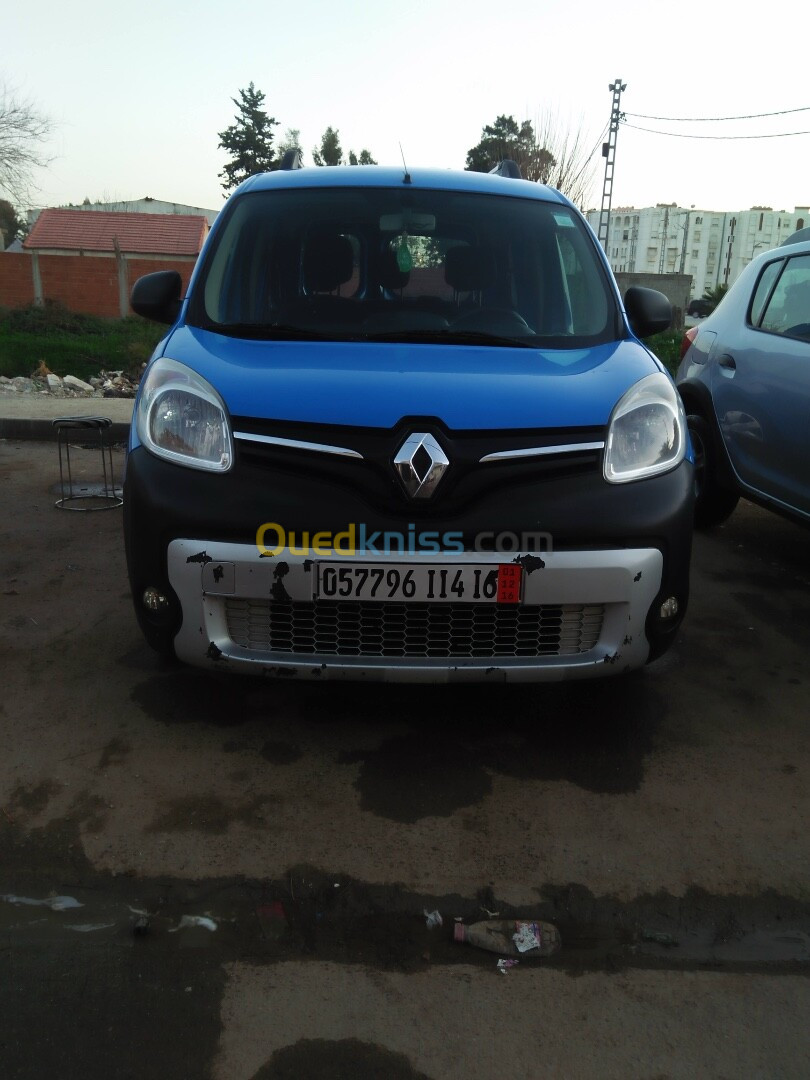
{"left": 781, "top": 226, "right": 810, "bottom": 247}
{"left": 236, "top": 165, "right": 570, "bottom": 205}
{"left": 754, "top": 236, "right": 810, "bottom": 261}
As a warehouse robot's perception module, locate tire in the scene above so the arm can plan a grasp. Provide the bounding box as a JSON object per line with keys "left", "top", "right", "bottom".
{"left": 687, "top": 412, "right": 740, "bottom": 528}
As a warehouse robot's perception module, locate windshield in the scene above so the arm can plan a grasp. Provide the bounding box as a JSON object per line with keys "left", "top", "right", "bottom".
{"left": 189, "top": 187, "right": 618, "bottom": 348}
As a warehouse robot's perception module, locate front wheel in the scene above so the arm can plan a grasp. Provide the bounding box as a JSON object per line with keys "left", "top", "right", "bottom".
{"left": 687, "top": 412, "right": 739, "bottom": 528}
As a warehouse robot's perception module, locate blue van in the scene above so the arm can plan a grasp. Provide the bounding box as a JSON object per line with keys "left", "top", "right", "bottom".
{"left": 124, "top": 159, "right": 692, "bottom": 681}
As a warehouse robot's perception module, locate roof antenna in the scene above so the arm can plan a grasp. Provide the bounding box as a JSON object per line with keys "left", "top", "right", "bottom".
{"left": 399, "top": 143, "right": 412, "bottom": 185}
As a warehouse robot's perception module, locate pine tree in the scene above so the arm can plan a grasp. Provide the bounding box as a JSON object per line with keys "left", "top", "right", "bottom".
{"left": 465, "top": 115, "right": 554, "bottom": 183}
{"left": 312, "top": 127, "right": 343, "bottom": 167}
{"left": 217, "top": 83, "right": 278, "bottom": 194}
{"left": 348, "top": 149, "right": 377, "bottom": 166}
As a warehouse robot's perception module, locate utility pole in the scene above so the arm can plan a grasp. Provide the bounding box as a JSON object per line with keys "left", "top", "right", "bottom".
{"left": 723, "top": 216, "right": 737, "bottom": 285}
{"left": 597, "top": 79, "right": 627, "bottom": 254}
{"left": 658, "top": 206, "right": 670, "bottom": 274}
{"left": 629, "top": 217, "right": 638, "bottom": 272}
{"left": 679, "top": 210, "right": 690, "bottom": 274}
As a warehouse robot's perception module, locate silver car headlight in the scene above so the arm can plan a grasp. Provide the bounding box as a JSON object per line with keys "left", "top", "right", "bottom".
{"left": 136, "top": 357, "right": 233, "bottom": 472}
{"left": 604, "top": 372, "right": 686, "bottom": 484}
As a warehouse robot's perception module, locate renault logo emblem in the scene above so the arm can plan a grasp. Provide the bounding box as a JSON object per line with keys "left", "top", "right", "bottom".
{"left": 393, "top": 433, "right": 449, "bottom": 499}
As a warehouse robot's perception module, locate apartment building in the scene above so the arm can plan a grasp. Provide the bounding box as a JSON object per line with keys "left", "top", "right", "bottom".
{"left": 585, "top": 204, "right": 809, "bottom": 297}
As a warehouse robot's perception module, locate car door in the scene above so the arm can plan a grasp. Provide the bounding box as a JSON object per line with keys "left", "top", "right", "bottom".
{"left": 710, "top": 252, "right": 810, "bottom": 517}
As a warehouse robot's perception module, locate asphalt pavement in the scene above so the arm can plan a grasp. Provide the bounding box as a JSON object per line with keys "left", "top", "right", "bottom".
{"left": 0, "top": 393, "right": 133, "bottom": 442}
{"left": 1, "top": 432, "right": 809, "bottom": 1079}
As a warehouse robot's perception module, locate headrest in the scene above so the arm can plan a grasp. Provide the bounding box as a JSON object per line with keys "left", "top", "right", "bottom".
{"left": 303, "top": 231, "right": 354, "bottom": 293}
{"left": 444, "top": 246, "right": 495, "bottom": 292}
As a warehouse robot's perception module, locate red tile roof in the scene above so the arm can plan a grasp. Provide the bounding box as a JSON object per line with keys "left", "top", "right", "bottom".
{"left": 24, "top": 208, "right": 207, "bottom": 255}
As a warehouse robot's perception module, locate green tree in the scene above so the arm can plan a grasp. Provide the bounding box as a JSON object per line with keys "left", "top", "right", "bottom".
{"left": 701, "top": 283, "right": 728, "bottom": 312}
{"left": 465, "top": 115, "right": 554, "bottom": 182}
{"left": 348, "top": 148, "right": 377, "bottom": 165}
{"left": 312, "top": 126, "right": 343, "bottom": 166}
{"left": 0, "top": 198, "right": 26, "bottom": 246}
{"left": 217, "top": 82, "right": 278, "bottom": 193}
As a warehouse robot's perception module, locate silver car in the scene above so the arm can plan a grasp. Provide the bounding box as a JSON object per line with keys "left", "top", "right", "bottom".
{"left": 676, "top": 235, "right": 810, "bottom": 528}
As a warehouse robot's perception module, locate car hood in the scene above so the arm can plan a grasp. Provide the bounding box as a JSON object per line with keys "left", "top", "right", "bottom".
{"left": 159, "top": 325, "right": 660, "bottom": 430}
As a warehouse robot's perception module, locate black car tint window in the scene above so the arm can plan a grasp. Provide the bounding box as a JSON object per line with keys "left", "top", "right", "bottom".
{"left": 748, "top": 259, "right": 783, "bottom": 327}
{"left": 759, "top": 255, "right": 810, "bottom": 340}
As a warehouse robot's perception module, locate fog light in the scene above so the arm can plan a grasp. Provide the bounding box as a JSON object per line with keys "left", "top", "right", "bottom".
{"left": 143, "top": 586, "right": 169, "bottom": 612}
{"left": 660, "top": 596, "right": 679, "bottom": 619}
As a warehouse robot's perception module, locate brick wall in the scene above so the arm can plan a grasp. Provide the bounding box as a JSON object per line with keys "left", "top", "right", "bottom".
{"left": 0, "top": 252, "right": 197, "bottom": 318}
{"left": 0, "top": 253, "right": 36, "bottom": 308}
{"left": 38, "top": 254, "right": 121, "bottom": 317}
{"left": 126, "top": 258, "right": 195, "bottom": 300}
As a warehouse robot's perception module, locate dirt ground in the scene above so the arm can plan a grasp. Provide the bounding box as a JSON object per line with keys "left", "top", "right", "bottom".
{"left": 1, "top": 440, "right": 809, "bottom": 1079}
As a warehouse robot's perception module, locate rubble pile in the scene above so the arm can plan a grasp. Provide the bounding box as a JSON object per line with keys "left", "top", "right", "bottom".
{"left": 0, "top": 366, "right": 144, "bottom": 399}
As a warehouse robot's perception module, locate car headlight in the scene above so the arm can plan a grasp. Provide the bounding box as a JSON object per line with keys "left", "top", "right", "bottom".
{"left": 603, "top": 372, "right": 686, "bottom": 484}
{"left": 136, "top": 357, "right": 233, "bottom": 472}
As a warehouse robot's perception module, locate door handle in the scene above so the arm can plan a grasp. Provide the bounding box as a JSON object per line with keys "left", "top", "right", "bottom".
{"left": 717, "top": 353, "right": 736, "bottom": 376}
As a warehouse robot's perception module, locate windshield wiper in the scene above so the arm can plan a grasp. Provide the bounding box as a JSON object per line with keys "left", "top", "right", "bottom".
{"left": 210, "top": 322, "right": 328, "bottom": 340}
{"left": 210, "top": 324, "right": 537, "bottom": 348}
{"left": 363, "top": 329, "right": 537, "bottom": 348}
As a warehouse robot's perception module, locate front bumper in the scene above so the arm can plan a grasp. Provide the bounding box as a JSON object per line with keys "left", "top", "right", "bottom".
{"left": 165, "top": 539, "right": 666, "bottom": 681}
{"left": 124, "top": 445, "right": 693, "bottom": 681}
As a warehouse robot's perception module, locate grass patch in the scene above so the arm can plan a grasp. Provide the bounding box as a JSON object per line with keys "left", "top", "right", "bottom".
{"left": 646, "top": 328, "right": 684, "bottom": 376}
{"left": 0, "top": 303, "right": 164, "bottom": 382}
{"left": 1, "top": 301, "right": 689, "bottom": 384}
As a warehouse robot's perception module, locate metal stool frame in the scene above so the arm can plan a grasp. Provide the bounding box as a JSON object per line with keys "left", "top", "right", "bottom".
{"left": 52, "top": 416, "right": 124, "bottom": 511}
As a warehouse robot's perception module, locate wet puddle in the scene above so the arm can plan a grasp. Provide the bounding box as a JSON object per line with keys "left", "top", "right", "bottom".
{"left": 2, "top": 866, "right": 809, "bottom": 976}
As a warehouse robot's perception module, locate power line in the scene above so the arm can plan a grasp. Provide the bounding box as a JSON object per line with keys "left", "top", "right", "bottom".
{"left": 583, "top": 123, "right": 610, "bottom": 165}
{"left": 624, "top": 106, "right": 810, "bottom": 122}
{"left": 566, "top": 122, "right": 609, "bottom": 190}
{"left": 621, "top": 121, "right": 810, "bottom": 140}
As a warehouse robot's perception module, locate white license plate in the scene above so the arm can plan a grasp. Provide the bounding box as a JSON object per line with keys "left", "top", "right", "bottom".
{"left": 314, "top": 562, "right": 523, "bottom": 604}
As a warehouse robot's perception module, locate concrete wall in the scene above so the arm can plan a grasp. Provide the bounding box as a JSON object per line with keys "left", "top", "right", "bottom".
{"left": 615, "top": 272, "right": 692, "bottom": 330}
{"left": 0, "top": 252, "right": 197, "bottom": 318}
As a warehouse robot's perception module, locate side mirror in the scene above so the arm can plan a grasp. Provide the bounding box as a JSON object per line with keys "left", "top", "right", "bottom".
{"left": 624, "top": 286, "right": 672, "bottom": 338}
{"left": 131, "top": 271, "right": 182, "bottom": 324}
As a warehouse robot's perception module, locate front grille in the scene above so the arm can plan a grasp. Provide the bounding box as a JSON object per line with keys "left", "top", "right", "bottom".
{"left": 233, "top": 417, "right": 604, "bottom": 515}
{"left": 225, "top": 598, "right": 604, "bottom": 659}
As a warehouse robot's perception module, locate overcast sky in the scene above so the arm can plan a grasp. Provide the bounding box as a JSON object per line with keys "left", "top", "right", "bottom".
{"left": 5, "top": 0, "right": 809, "bottom": 215}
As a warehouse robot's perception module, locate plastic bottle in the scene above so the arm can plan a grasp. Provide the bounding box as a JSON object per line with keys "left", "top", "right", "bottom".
{"left": 453, "top": 918, "right": 561, "bottom": 958}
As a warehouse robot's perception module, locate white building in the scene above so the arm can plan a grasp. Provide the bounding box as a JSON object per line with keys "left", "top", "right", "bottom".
{"left": 28, "top": 197, "right": 219, "bottom": 229}
{"left": 586, "top": 204, "right": 809, "bottom": 297}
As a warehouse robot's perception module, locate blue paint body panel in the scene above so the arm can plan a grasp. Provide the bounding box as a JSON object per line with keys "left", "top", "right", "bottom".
{"left": 124, "top": 164, "right": 693, "bottom": 679}
{"left": 147, "top": 326, "right": 660, "bottom": 432}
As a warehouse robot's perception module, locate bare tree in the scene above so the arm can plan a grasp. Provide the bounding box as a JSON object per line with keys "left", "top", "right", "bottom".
{"left": 0, "top": 82, "right": 53, "bottom": 205}
{"left": 276, "top": 128, "right": 301, "bottom": 155}
{"left": 466, "top": 109, "right": 600, "bottom": 208}
{"left": 531, "top": 107, "right": 599, "bottom": 209}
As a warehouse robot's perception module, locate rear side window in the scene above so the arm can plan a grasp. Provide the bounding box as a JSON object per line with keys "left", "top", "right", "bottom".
{"left": 748, "top": 259, "right": 782, "bottom": 327}
{"left": 191, "top": 188, "right": 617, "bottom": 349}
{"left": 756, "top": 255, "right": 810, "bottom": 341}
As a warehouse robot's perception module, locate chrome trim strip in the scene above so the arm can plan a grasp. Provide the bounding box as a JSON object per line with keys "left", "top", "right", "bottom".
{"left": 480, "top": 441, "right": 604, "bottom": 463}
{"left": 234, "top": 431, "right": 363, "bottom": 460}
